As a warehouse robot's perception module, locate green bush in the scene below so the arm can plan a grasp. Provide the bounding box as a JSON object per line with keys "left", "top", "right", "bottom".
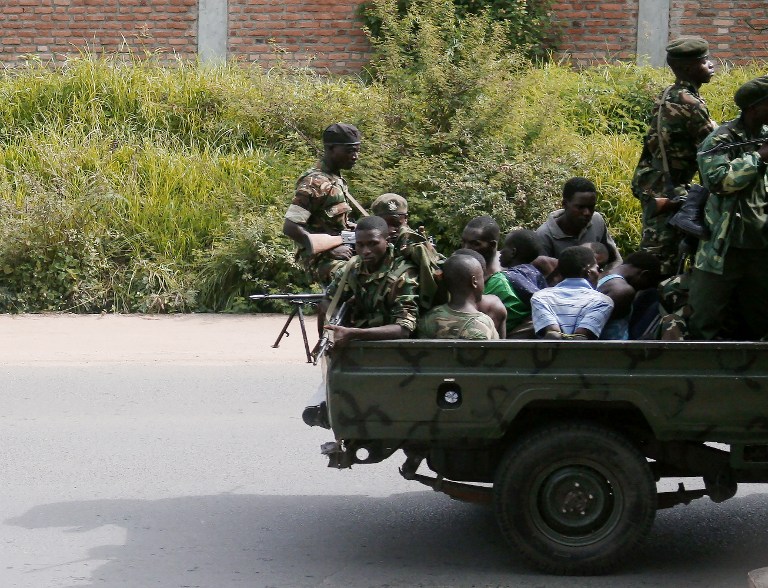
{"left": 0, "top": 21, "right": 764, "bottom": 312}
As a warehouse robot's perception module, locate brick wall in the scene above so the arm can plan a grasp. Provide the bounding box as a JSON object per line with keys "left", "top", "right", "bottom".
{"left": 551, "top": 0, "right": 768, "bottom": 66}
{"left": 1, "top": 1, "right": 767, "bottom": 72}
{"left": 549, "top": 0, "right": 638, "bottom": 63}
{"left": 0, "top": 0, "right": 198, "bottom": 64}
{"left": 229, "top": 0, "right": 369, "bottom": 72}
{"left": 670, "top": 1, "right": 768, "bottom": 64}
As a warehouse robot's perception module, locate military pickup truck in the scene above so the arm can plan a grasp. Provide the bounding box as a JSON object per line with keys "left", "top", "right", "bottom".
{"left": 319, "top": 339, "right": 768, "bottom": 575}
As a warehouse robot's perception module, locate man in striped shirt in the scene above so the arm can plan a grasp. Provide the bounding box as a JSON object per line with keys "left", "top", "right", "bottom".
{"left": 531, "top": 246, "right": 614, "bottom": 340}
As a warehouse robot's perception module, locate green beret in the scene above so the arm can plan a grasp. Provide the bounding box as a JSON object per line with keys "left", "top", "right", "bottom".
{"left": 371, "top": 193, "right": 408, "bottom": 216}
{"left": 666, "top": 37, "right": 709, "bottom": 59}
{"left": 734, "top": 76, "right": 768, "bottom": 110}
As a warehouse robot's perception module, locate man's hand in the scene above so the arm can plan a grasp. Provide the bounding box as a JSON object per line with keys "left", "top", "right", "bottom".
{"left": 324, "top": 324, "right": 354, "bottom": 347}
{"left": 328, "top": 244, "right": 354, "bottom": 260}
{"left": 654, "top": 197, "right": 682, "bottom": 215}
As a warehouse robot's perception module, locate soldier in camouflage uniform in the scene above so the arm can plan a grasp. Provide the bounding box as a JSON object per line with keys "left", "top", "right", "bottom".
{"left": 631, "top": 37, "right": 716, "bottom": 276}
{"left": 283, "top": 123, "right": 362, "bottom": 285}
{"left": 323, "top": 216, "right": 420, "bottom": 347}
{"left": 689, "top": 76, "right": 768, "bottom": 340}
{"left": 371, "top": 192, "right": 447, "bottom": 310}
{"left": 417, "top": 254, "right": 499, "bottom": 340}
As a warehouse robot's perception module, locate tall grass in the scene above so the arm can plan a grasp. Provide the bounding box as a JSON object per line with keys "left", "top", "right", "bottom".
{"left": 0, "top": 45, "right": 764, "bottom": 312}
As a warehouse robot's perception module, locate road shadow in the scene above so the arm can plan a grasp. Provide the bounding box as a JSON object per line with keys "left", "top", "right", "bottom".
{"left": 6, "top": 491, "right": 768, "bottom": 587}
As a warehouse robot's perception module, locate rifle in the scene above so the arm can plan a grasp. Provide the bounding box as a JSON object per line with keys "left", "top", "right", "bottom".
{"left": 698, "top": 138, "right": 765, "bottom": 156}
{"left": 249, "top": 292, "right": 324, "bottom": 363}
{"left": 310, "top": 300, "right": 349, "bottom": 365}
{"left": 306, "top": 230, "right": 356, "bottom": 255}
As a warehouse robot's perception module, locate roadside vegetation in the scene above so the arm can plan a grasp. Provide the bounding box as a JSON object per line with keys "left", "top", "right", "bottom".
{"left": 0, "top": 0, "right": 763, "bottom": 312}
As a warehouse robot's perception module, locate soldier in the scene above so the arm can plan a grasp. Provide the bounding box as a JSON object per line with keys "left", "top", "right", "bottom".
{"left": 322, "top": 215, "right": 420, "bottom": 347}
{"left": 370, "top": 192, "right": 446, "bottom": 310}
{"left": 689, "top": 76, "right": 768, "bottom": 340}
{"left": 282, "top": 122, "right": 363, "bottom": 285}
{"left": 631, "top": 37, "right": 716, "bottom": 277}
{"left": 417, "top": 254, "right": 499, "bottom": 340}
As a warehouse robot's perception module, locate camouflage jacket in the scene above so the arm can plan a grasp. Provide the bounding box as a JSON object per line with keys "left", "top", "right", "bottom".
{"left": 392, "top": 226, "right": 446, "bottom": 310}
{"left": 417, "top": 305, "right": 499, "bottom": 340}
{"left": 284, "top": 163, "right": 354, "bottom": 267}
{"left": 325, "top": 245, "right": 420, "bottom": 333}
{"left": 632, "top": 81, "right": 716, "bottom": 200}
{"left": 695, "top": 117, "right": 768, "bottom": 274}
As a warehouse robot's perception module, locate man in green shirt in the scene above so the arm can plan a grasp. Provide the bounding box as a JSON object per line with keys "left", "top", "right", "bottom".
{"left": 690, "top": 75, "right": 768, "bottom": 340}
{"left": 461, "top": 216, "right": 528, "bottom": 334}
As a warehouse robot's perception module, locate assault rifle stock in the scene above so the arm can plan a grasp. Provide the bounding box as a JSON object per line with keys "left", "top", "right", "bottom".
{"left": 306, "top": 230, "right": 356, "bottom": 255}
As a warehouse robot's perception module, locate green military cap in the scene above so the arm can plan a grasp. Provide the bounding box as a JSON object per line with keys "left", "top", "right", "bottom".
{"left": 322, "top": 122, "right": 362, "bottom": 145}
{"left": 371, "top": 193, "right": 408, "bottom": 216}
{"left": 734, "top": 75, "right": 768, "bottom": 110}
{"left": 666, "top": 36, "right": 709, "bottom": 59}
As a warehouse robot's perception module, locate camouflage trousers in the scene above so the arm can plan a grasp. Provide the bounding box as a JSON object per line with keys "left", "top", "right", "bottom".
{"left": 302, "top": 255, "right": 347, "bottom": 287}
{"left": 639, "top": 197, "right": 683, "bottom": 277}
{"left": 658, "top": 273, "right": 691, "bottom": 341}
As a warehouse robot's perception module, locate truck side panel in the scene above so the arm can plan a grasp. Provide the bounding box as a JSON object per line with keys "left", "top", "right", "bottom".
{"left": 327, "top": 340, "right": 768, "bottom": 444}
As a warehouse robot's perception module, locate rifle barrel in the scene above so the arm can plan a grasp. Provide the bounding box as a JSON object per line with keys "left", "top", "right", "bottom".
{"left": 249, "top": 293, "right": 324, "bottom": 301}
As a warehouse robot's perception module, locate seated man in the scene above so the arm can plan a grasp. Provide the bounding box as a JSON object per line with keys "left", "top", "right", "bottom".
{"left": 323, "top": 215, "right": 420, "bottom": 346}
{"left": 453, "top": 248, "right": 507, "bottom": 337}
{"left": 461, "top": 216, "right": 528, "bottom": 334}
{"left": 370, "top": 192, "right": 446, "bottom": 310}
{"left": 499, "top": 229, "right": 549, "bottom": 305}
{"left": 597, "top": 251, "right": 662, "bottom": 340}
{"left": 531, "top": 246, "right": 614, "bottom": 340}
{"left": 417, "top": 254, "right": 499, "bottom": 340}
{"left": 536, "top": 177, "right": 622, "bottom": 271}
{"left": 302, "top": 215, "right": 419, "bottom": 428}
{"left": 582, "top": 242, "right": 610, "bottom": 271}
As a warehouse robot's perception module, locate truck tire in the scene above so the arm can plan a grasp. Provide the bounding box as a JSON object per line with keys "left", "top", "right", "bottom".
{"left": 493, "top": 422, "right": 656, "bottom": 575}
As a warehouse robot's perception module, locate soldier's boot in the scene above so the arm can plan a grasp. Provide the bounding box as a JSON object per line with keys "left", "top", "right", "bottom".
{"left": 667, "top": 185, "right": 710, "bottom": 240}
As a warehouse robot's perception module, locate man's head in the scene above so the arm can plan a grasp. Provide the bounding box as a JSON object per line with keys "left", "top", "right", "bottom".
{"left": 453, "top": 248, "right": 488, "bottom": 272}
{"left": 558, "top": 245, "right": 599, "bottom": 286}
{"left": 461, "top": 216, "right": 500, "bottom": 264}
{"left": 621, "top": 251, "right": 662, "bottom": 291}
{"left": 499, "top": 229, "right": 543, "bottom": 267}
{"left": 355, "top": 215, "right": 390, "bottom": 269}
{"left": 371, "top": 193, "right": 409, "bottom": 240}
{"left": 735, "top": 76, "right": 768, "bottom": 124}
{"left": 561, "top": 177, "right": 597, "bottom": 234}
{"left": 666, "top": 37, "right": 714, "bottom": 86}
{"left": 322, "top": 122, "right": 361, "bottom": 171}
{"left": 443, "top": 254, "right": 484, "bottom": 302}
{"left": 581, "top": 242, "right": 609, "bottom": 270}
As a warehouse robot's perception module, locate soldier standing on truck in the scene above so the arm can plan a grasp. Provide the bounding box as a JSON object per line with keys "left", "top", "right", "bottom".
{"left": 689, "top": 76, "right": 768, "bottom": 341}
{"left": 282, "top": 123, "right": 364, "bottom": 285}
{"left": 631, "top": 37, "right": 716, "bottom": 277}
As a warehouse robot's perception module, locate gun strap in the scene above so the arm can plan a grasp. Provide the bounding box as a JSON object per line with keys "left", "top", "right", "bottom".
{"left": 346, "top": 192, "right": 369, "bottom": 218}
{"left": 325, "top": 257, "right": 358, "bottom": 323}
{"left": 656, "top": 85, "right": 675, "bottom": 195}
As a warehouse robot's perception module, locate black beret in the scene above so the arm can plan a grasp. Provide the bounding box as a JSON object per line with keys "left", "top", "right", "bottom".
{"left": 322, "top": 123, "right": 362, "bottom": 145}
{"left": 734, "top": 76, "right": 768, "bottom": 110}
{"left": 666, "top": 37, "right": 709, "bottom": 59}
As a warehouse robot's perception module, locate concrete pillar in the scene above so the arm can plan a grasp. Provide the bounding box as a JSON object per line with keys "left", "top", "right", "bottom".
{"left": 198, "top": 0, "right": 228, "bottom": 63}
{"left": 636, "top": 0, "right": 670, "bottom": 67}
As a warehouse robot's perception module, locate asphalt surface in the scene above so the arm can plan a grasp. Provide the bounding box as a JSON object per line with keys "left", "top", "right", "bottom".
{"left": 1, "top": 313, "right": 767, "bottom": 587}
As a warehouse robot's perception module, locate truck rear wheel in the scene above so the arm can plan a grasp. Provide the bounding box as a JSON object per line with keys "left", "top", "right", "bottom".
{"left": 493, "top": 422, "right": 656, "bottom": 575}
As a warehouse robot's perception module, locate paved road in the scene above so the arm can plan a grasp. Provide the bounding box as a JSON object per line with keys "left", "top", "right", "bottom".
{"left": 1, "top": 314, "right": 767, "bottom": 587}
